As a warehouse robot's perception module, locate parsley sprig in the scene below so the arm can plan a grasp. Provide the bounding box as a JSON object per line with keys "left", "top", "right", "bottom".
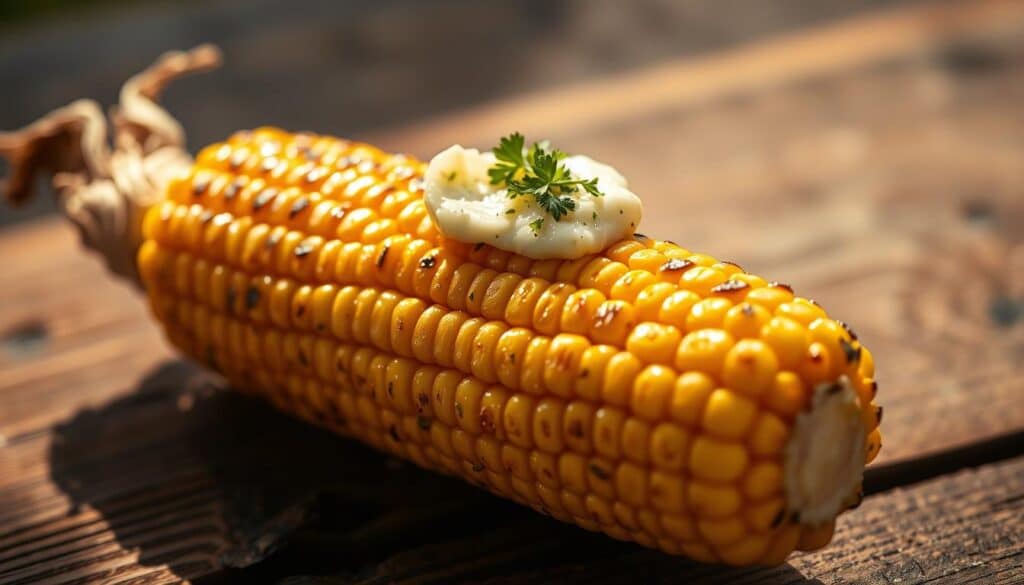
{"left": 488, "top": 133, "right": 603, "bottom": 222}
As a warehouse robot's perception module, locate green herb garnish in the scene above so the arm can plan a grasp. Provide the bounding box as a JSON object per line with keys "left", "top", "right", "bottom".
{"left": 489, "top": 133, "right": 604, "bottom": 222}
{"left": 529, "top": 218, "right": 544, "bottom": 236}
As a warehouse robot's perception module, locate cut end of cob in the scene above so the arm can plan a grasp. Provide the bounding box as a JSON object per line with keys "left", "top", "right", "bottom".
{"left": 784, "top": 376, "right": 866, "bottom": 526}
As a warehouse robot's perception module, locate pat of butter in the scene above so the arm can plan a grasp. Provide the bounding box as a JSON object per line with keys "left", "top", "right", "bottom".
{"left": 423, "top": 145, "right": 642, "bottom": 260}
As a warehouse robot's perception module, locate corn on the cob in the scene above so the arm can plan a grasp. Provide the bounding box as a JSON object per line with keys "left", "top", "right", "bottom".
{"left": 137, "top": 127, "right": 882, "bottom": 565}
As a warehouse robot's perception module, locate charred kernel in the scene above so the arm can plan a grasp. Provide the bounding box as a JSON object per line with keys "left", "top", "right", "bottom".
{"left": 253, "top": 188, "right": 279, "bottom": 211}
{"left": 245, "top": 287, "right": 261, "bottom": 309}
{"left": 289, "top": 197, "right": 310, "bottom": 218}
{"left": 837, "top": 320, "right": 859, "bottom": 340}
{"left": 840, "top": 338, "right": 861, "bottom": 364}
{"left": 417, "top": 416, "right": 431, "bottom": 430}
{"left": 376, "top": 246, "right": 390, "bottom": 268}
{"left": 588, "top": 463, "right": 611, "bottom": 480}
{"left": 294, "top": 241, "right": 315, "bottom": 258}
{"left": 224, "top": 179, "right": 243, "bottom": 199}
{"left": 711, "top": 280, "right": 750, "bottom": 294}
{"left": 660, "top": 259, "right": 694, "bottom": 273}
{"left": 419, "top": 256, "right": 437, "bottom": 269}
{"left": 192, "top": 176, "right": 211, "bottom": 195}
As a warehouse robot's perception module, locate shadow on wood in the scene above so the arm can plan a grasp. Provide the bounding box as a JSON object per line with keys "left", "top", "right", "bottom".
{"left": 42, "top": 361, "right": 824, "bottom": 583}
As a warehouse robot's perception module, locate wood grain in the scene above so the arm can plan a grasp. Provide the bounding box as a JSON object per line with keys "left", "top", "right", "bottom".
{"left": 329, "top": 455, "right": 1024, "bottom": 584}
{"left": 1, "top": 0, "right": 1024, "bottom": 582}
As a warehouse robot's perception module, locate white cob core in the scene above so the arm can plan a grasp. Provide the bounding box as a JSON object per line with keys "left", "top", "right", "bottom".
{"left": 784, "top": 376, "right": 867, "bottom": 526}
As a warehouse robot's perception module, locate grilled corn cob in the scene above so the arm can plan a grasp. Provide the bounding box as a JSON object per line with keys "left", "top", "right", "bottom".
{"left": 136, "top": 127, "right": 882, "bottom": 565}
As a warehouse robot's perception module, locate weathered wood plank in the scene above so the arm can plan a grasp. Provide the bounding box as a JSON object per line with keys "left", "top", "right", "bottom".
{"left": 277, "top": 454, "right": 1024, "bottom": 585}
{"left": 1, "top": 1, "right": 1023, "bottom": 583}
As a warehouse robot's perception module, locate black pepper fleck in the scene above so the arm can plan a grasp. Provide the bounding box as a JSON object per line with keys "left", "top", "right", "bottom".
{"left": 419, "top": 256, "right": 437, "bottom": 269}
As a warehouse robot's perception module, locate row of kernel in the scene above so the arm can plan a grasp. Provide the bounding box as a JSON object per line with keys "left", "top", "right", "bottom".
{"left": 160, "top": 174, "right": 435, "bottom": 244}
{"left": 149, "top": 200, "right": 847, "bottom": 371}
{"left": 164, "top": 289, "right": 787, "bottom": 497}
{"left": 140, "top": 243, "right": 799, "bottom": 437}
{"left": 162, "top": 298, "right": 795, "bottom": 564}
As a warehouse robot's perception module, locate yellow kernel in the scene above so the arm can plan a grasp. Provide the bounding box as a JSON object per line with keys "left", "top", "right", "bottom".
{"left": 688, "top": 482, "right": 741, "bottom": 518}
{"left": 626, "top": 322, "right": 682, "bottom": 365}
{"left": 690, "top": 436, "right": 749, "bottom": 482}
{"left": 614, "top": 462, "right": 648, "bottom": 507}
{"left": 718, "top": 534, "right": 770, "bottom": 565}
{"left": 630, "top": 365, "right": 676, "bottom": 421}
{"left": 563, "top": 401, "right": 596, "bottom": 454}
{"left": 658, "top": 290, "right": 701, "bottom": 331}
{"left": 759, "top": 524, "right": 800, "bottom": 565}
{"left": 723, "top": 302, "right": 771, "bottom": 339}
{"left": 453, "top": 378, "right": 485, "bottom": 434}
{"left": 530, "top": 451, "right": 560, "bottom": 488}
{"left": 722, "top": 339, "right": 778, "bottom": 396}
{"left": 761, "top": 316, "right": 810, "bottom": 369}
{"left": 670, "top": 371, "right": 716, "bottom": 426}
{"left": 590, "top": 300, "right": 637, "bottom": 346}
{"left": 610, "top": 269, "right": 658, "bottom": 303}
{"left": 675, "top": 329, "right": 735, "bottom": 376}
{"left": 797, "top": 520, "right": 835, "bottom": 551}
{"left": 505, "top": 277, "right": 547, "bottom": 327}
{"left": 621, "top": 417, "right": 651, "bottom": 464}
{"left": 687, "top": 297, "right": 733, "bottom": 331}
{"left": 702, "top": 388, "right": 759, "bottom": 440}
{"left": 533, "top": 398, "right": 566, "bottom": 453}
{"left": 764, "top": 371, "right": 808, "bottom": 418}
{"left": 634, "top": 282, "right": 676, "bottom": 322}
{"left": 746, "top": 497, "right": 786, "bottom": 531}
{"left": 544, "top": 334, "right": 588, "bottom": 397}
{"left": 575, "top": 345, "right": 617, "bottom": 401}
{"left": 745, "top": 284, "right": 794, "bottom": 312}
{"left": 649, "top": 471, "right": 686, "bottom": 513}
{"left": 593, "top": 407, "right": 626, "bottom": 459}
{"left": 799, "top": 342, "right": 834, "bottom": 386}
{"left": 503, "top": 394, "right": 536, "bottom": 448}
{"left": 558, "top": 452, "right": 589, "bottom": 494}
{"left": 776, "top": 298, "right": 827, "bottom": 325}
{"left": 749, "top": 412, "right": 790, "bottom": 456}
{"left": 661, "top": 513, "right": 698, "bottom": 541}
{"left": 649, "top": 423, "right": 690, "bottom": 471}
{"left": 627, "top": 248, "right": 668, "bottom": 273}
{"left": 602, "top": 352, "right": 643, "bottom": 407}
{"left": 495, "top": 327, "right": 531, "bottom": 390}
{"left": 743, "top": 462, "right": 783, "bottom": 501}
{"left": 679, "top": 266, "right": 728, "bottom": 296}
{"left": 697, "top": 517, "right": 746, "bottom": 547}
{"left": 561, "top": 289, "right": 605, "bottom": 335}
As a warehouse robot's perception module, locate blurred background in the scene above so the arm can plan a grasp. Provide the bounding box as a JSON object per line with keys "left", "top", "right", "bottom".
{"left": 1, "top": 1, "right": 1023, "bottom": 581}
{"left": 1, "top": 0, "right": 896, "bottom": 227}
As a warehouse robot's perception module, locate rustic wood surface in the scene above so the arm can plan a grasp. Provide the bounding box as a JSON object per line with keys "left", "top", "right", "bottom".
{"left": 2, "top": 0, "right": 1024, "bottom": 583}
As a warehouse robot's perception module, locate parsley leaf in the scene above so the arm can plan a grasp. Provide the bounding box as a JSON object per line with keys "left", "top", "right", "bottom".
{"left": 488, "top": 133, "right": 604, "bottom": 222}
{"left": 488, "top": 132, "right": 526, "bottom": 186}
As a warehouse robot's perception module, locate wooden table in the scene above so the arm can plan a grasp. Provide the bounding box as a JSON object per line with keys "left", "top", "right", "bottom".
{"left": 2, "top": 0, "right": 1024, "bottom": 582}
